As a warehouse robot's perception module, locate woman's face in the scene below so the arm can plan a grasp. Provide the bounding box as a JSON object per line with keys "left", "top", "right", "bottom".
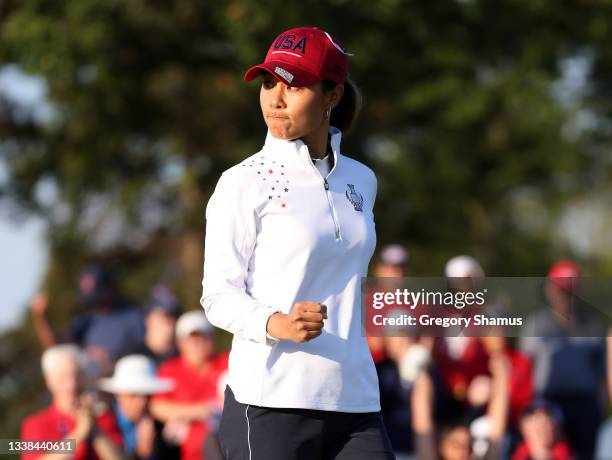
{"left": 45, "top": 356, "right": 83, "bottom": 403}
{"left": 439, "top": 426, "right": 471, "bottom": 460}
{"left": 260, "top": 74, "right": 337, "bottom": 140}
{"left": 520, "top": 410, "right": 555, "bottom": 451}
{"left": 178, "top": 332, "right": 215, "bottom": 367}
{"left": 116, "top": 393, "right": 148, "bottom": 422}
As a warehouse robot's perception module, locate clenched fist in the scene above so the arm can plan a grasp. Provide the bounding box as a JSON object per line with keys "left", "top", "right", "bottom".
{"left": 266, "top": 301, "right": 327, "bottom": 343}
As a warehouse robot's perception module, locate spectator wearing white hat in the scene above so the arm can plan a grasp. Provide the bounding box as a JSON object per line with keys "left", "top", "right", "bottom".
{"left": 149, "top": 311, "right": 228, "bottom": 460}
{"left": 376, "top": 244, "right": 411, "bottom": 278}
{"left": 99, "top": 355, "right": 178, "bottom": 460}
{"left": 21, "top": 344, "right": 125, "bottom": 460}
{"left": 433, "top": 256, "right": 489, "bottom": 403}
{"left": 444, "top": 255, "right": 484, "bottom": 291}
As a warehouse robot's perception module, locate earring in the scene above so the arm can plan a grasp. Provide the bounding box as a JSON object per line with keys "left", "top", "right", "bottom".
{"left": 325, "top": 107, "right": 331, "bottom": 118}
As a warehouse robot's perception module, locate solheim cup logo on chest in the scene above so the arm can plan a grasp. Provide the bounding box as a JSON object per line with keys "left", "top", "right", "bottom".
{"left": 345, "top": 184, "right": 363, "bottom": 212}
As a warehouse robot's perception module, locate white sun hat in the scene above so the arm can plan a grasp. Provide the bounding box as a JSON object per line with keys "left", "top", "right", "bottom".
{"left": 98, "top": 355, "right": 174, "bottom": 395}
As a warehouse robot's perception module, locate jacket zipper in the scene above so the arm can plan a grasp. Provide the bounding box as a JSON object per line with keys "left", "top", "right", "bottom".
{"left": 323, "top": 178, "right": 342, "bottom": 242}
{"left": 306, "top": 151, "right": 342, "bottom": 242}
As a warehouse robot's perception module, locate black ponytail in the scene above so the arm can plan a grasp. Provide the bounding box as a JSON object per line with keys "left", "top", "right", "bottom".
{"left": 323, "top": 77, "right": 362, "bottom": 134}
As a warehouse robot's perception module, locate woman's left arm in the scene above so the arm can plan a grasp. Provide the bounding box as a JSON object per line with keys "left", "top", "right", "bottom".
{"left": 200, "top": 170, "right": 280, "bottom": 345}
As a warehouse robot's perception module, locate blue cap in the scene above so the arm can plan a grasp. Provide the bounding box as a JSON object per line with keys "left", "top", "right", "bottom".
{"left": 145, "top": 284, "right": 180, "bottom": 316}
{"left": 521, "top": 398, "right": 563, "bottom": 425}
{"left": 78, "top": 266, "right": 114, "bottom": 306}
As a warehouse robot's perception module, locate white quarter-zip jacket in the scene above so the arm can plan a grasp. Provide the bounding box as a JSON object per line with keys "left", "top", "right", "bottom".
{"left": 201, "top": 126, "right": 379, "bottom": 412}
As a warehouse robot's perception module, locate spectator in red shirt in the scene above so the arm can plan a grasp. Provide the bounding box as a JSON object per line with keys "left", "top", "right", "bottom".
{"left": 433, "top": 337, "right": 490, "bottom": 403}
{"left": 21, "top": 344, "right": 124, "bottom": 460}
{"left": 412, "top": 354, "right": 510, "bottom": 460}
{"left": 480, "top": 333, "right": 533, "bottom": 429}
{"left": 512, "top": 400, "right": 573, "bottom": 460}
{"left": 434, "top": 256, "right": 490, "bottom": 402}
{"left": 150, "top": 311, "right": 228, "bottom": 460}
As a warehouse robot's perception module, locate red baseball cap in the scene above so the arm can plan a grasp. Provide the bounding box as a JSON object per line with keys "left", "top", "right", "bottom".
{"left": 244, "top": 27, "right": 350, "bottom": 87}
{"left": 548, "top": 260, "right": 581, "bottom": 292}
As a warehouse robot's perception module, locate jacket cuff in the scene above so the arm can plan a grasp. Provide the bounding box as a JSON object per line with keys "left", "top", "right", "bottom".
{"left": 251, "top": 307, "right": 281, "bottom": 345}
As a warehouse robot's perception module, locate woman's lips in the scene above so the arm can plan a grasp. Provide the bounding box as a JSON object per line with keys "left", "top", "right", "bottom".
{"left": 266, "top": 113, "right": 289, "bottom": 119}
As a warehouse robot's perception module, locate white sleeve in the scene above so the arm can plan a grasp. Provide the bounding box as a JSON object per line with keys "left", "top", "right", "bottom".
{"left": 371, "top": 171, "right": 378, "bottom": 210}
{"left": 200, "top": 171, "right": 279, "bottom": 345}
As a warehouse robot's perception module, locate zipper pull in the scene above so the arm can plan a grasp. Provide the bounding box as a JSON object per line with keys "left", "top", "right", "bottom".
{"left": 324, "top": 179, "right": 329, "bottom": 190}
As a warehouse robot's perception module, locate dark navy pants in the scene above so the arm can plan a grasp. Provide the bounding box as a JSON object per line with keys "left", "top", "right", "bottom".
{"left": 218, "top": 385, "right": 396, "bottom": 460}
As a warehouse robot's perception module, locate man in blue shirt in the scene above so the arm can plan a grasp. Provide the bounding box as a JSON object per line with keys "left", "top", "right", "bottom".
{"left": 32, "top": 266, "right": 146, "bottom": 368}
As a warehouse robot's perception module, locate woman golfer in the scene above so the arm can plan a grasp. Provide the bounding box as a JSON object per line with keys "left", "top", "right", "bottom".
{"left": 201, "top": 26, "right": 395, "bottom": 460}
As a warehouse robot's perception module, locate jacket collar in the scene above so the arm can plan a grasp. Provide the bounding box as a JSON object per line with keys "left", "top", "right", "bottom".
{"left": 263, "top": 126, "right": 342, "bottom": 167}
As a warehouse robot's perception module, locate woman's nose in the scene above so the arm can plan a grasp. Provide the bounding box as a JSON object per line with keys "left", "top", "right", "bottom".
{"left": 269, "top": 84, "right": 286, "bottom": 108}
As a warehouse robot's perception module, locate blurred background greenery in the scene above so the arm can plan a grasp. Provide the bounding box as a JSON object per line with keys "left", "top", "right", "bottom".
{"left": 1, "top": 0, "right": 612, "bottom": 439}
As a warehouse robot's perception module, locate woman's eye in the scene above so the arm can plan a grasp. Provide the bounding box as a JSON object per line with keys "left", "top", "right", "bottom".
{"left": 262, "top": 79, "right": 275, "bottom": 89}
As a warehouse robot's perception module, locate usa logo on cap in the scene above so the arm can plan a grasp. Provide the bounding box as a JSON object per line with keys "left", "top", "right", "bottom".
{"left": 244, "top": 27, "right": 351, "bottom": 87}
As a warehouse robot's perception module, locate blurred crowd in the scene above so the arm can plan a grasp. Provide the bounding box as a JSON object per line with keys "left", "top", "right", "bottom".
{"left": 21, "top": 248, "right": 611, "bottom": 460}
{"left": 25, "top": 274, "right": 228, "bottom": 460}
{"left": 368, "top": 247, "right": 609, "bottom": 460}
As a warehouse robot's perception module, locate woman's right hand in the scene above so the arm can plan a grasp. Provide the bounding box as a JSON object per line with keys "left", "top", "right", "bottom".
{"left": 266, "top": 302, "right": 327, "bottom": 343}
